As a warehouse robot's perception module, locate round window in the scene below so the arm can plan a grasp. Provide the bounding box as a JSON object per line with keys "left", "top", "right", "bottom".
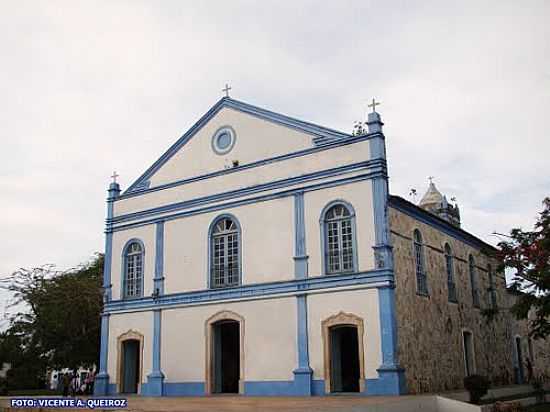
{"left": 212, "top": 126, "right": 236, "bottom": 155}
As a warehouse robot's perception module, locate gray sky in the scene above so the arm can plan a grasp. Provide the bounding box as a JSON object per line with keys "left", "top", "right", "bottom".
{"left": 1, "top": 1, "right": 549, "bottom": 324}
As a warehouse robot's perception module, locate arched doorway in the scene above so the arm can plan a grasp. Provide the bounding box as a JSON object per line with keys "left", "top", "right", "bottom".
{"left": 322, "top": 312, "right": 365, "bottom": 394}
{"left": 121, "top": 339, "right": 140, "bottom": 393}
{"left": 205, "top": 311, "right": 245, "bottom": 394}
{"left": 117, "top": 330, "right": 143, "bottom": 394}
{"left": 329, "top": 325, "right": 360, "bottom": 392}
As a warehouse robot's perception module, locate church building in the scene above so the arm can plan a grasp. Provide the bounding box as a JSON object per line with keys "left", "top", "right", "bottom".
{"left": 94, "top": 96, "right": 549, "bottom": 397}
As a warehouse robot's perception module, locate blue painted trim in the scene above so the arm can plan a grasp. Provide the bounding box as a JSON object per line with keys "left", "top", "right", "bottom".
{"left": 293, "top": 192, "right": 308, "bottom": 279}
{"left": 120, "top": 134, "right": 379, "bottom": 202}
{"left": 154, "top": 222, "right": 165, "bottom": 296}
{"left": 104, "top": 268, "right": 393, "bottom": 314}
{"left": 125, "top": 97, "right": 352, "bottom": 195}
{"left": 388, "top": 195, "right": 498, "bottom": 252}
{"left": 293, "top": 294, "right": 312, "bottom": 395}
{"left": 244, "top": 381, "right": 298, "bottom": 396}
{"left": 146, "top": 310, "right": 164, "bottom": 396}
{"left": 163, "top": 382, "right": 205, "bottom": 396}
{"left": 106, "top": 383, "right": 117, "bottom": 395}
{"left": 377, "top": 287, "right": 400, "bottom": 368}
{"left": 113, "top": 161, "right": 378, "bottom": 225}
{"left": 366, "top": 367, "right": 407, "bottom": 395}
{"left": 94, "top": 314, "right": 110, "bottom": 395}
{"left": 369, "top": 129, "right": 393, "bottom": 270}
{"left": 319, "top": 199, "right": 359, "bottom": 276}
{"left": 120, "top": 238, "right": 146, "bottom": 300}
{"left": 207, "top": 213, "right": 243, "bottom": 289}
{"left": 102, "top": 183, "right": 119, "bottom": 302}
{"left": 211, "top": 125, "right": 236, "bottom": 155}
{"left": 111, "top": 171, "right": 385, "bottom": 234}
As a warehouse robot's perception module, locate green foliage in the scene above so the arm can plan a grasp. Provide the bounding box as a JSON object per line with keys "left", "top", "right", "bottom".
{"left": 498, "top": 197, "right": 550, "bottom": 339}
{"left": 464, "top": 374, "right": 490, "bottom": 404}
{"left": 0, "top": 254, "right": 104, "bottom": 389}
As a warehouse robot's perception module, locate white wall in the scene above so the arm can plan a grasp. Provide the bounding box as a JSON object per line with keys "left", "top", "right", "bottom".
{"left": 111, "top": 225, "right": 155, "bottom": 301}
{"left": 305, "top": 180, "right": 376, "bottom": 276}
{"left": 161, "top": 297, "right": 297, "bottom": 382}
{"left": 151, "top": 107, "right": 314, "bottom": 188}
{"left": 107, "top": 312, "right": 153, "bottom": 385}
{"left": 111, "top": 179, "right": 376, "bottom": 296}
{"left": 113, "top": 136, "right": 371, "bottom": 218}
{"left": 163, "top": 196, "right": 294, "bottom": 293}
{"left": 307, "top": 288, "right": 381, "bottom": 380}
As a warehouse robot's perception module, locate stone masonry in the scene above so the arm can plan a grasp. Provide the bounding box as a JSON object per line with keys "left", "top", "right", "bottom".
{"left": 389, "top": 202, "right": 550, "bottom": 394}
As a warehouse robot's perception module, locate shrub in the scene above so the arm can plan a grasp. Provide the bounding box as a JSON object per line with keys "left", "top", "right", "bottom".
{"left": 464, "top": 374, "right": 490, "bottom": 404}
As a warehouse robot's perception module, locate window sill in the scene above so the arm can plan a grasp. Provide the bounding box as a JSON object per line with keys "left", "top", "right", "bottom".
{"left": 416, "top": 291, "right": 430, "bottom": 298}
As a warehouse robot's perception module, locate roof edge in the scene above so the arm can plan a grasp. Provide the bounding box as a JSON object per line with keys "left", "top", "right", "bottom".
{"left": 388, "top": 195, "right": 498, "bottom": 253}
{"left": 124, "top": 97, "right": 351, "bottom": 195}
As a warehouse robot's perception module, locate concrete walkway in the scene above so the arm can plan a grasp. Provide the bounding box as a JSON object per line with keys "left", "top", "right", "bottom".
{"left": 1, "top": 395, "right": 415, "bottom": 412}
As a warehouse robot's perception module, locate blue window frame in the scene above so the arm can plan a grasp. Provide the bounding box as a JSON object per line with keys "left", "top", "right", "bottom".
{"left": 320, "top": 201, "right": 358, "bottom": 275}
{"left": 469, "top": 255, "right": 480, "bottom": 308}
{"left": 445, "top": 243, "right": 457, "bottom": 302}
{"left": 209, "top": 214, "right": 242, "bottom": 288}
{"left": 413, "top": 229, "right": 428, "bottom": 295}
{"left": 122, "top": 239, "right": 144, "bottom": 299}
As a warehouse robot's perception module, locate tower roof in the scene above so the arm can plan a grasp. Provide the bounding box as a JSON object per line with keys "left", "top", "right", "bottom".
{"left": 419, "top": 181, "right": 444, "bottom": 208}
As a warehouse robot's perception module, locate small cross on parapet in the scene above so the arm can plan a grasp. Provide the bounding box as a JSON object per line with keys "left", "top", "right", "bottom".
{"left": 368, "top": 98, "right": 381, "bottom": 113}
{"left": 222, "top": 83, "right": 232, "bottom": 97}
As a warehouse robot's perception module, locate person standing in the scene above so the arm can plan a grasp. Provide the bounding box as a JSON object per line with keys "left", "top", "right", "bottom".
{"left": 62, "top": 373, "right": 70, "bottom": 397}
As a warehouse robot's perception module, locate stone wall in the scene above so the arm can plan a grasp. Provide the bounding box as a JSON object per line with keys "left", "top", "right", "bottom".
{"left": 389, "top": 206, "right": 549, "bottom": 394}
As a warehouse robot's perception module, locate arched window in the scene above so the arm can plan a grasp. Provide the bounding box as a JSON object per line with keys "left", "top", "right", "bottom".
{"left": 445, "top": 243, "right": 457, "bottom": 302}
{"left": 413, "top": 229, "right": 428, "bottom": 295}
{"left": 210, "top": 215, "right": 241, "bottom": 288}
{"left": 488, "top": 264, "right": 497, "bottom": 309}
{"left": 123, "top": 241, "right": 144, "bottom": 299}
{"left": 322, "top": 202, "right": 357, "bottom": 275}
{"left": 469, "top": 255, "right": 480, "bottom": 308}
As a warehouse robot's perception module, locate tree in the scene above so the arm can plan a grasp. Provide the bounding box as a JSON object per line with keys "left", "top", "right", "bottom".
{"left": 498, "top": 198, "right": 550, "bottom": 339}
{"left": 0, "top": 254, "right": 104, "bottom": 389}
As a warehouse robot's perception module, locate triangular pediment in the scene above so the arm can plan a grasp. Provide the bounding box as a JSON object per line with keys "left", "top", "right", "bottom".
{"left": 124, "top": 97, "right": 350, "bottom": 194}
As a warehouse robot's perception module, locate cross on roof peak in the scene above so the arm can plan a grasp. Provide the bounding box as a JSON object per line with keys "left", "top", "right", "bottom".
{"left": 367, "top": 98, "right": 381, "bottom": 113}
{"left": 222, "top": 83, "right": 232, "bottom": 97}
{"left": 111, "top": 171, "right": 119, "bottom": 183}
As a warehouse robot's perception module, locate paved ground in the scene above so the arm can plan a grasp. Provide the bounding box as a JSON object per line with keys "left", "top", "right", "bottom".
{"left": 1, "top": 395, "right": 413, "bottom": 412}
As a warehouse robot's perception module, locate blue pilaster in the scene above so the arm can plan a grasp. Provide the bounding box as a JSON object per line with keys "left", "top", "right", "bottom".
{"left": 368, "top": 110, "right": 406, "bottom": 394}
{"left": 103, "top": 182, "right": 119, "bottom": 302}
{"left": 154, "top": 221, "right": 165, "bottom": 296}
{"left": 292, "top": 192, "right": 312, "bottom": 395}
{"left": 146, "top": 309, "right": 165, "bottom": 396}
{"left": 94, "top": 313, "right": 110, "bottom": 395}
{"left": 95, "top": 181, "right": 120, "bottom": 395}
{"left": 368, "top": 112, "right": 393, "bottom": 270}
{"left": 293, "top": 192, "right": 308, "bottom": 279}
{"left": 375, "top": 287, "right": 406, "bottom": 394}
{"left": 293, "top": 294, "right": 312, "bottom": 395}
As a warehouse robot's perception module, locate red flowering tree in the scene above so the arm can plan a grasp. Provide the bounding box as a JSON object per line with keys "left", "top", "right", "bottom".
{"left": 498, "top": 197, "right": 550, "bottom": 339}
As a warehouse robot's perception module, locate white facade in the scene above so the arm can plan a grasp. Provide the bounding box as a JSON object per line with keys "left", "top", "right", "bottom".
{"left": 95, "top": 98, "right": 402, "bottom": 396}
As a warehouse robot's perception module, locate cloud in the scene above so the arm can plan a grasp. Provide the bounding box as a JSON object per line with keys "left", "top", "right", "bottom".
{"left": 0, "top": 1, "right": 548, "bottom": 298}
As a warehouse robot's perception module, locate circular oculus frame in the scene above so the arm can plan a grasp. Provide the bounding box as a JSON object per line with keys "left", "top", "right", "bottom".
{"left": 211, "top": 126, "right": 236, "bottom": 155}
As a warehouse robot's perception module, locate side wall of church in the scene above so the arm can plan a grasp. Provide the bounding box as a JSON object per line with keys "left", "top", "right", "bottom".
{"left": 389, "top": 206, "right": 529, "bottom": 393}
